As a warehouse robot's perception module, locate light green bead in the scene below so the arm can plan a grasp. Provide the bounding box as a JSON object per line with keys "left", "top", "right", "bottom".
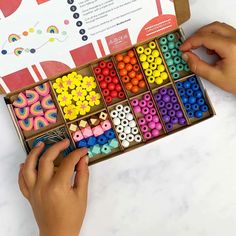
{"left": 168, "top": 42, "right": 175, "bottom": 50}
{"left": 172, "top": 72, "right": 180, "bottom": 80}
{"left": 91, "top": 144, "right": 101, "bottom": 155}
{"left": 166, "top": 59, "right": 174, "bottom": 66}
{"left": 159, "top": 37, "right": 167, "bottom": 45}
{"left": 164, "top": 52, "right": 171, "bottom": 60}
{"left": 108, "top": 138, "right": 119, "bottom": 149}
{"left": 167, "top": 33, "right": 175, "bottom": 41}
{"left": 176, "top": 64, "right": 184, "bottom": 71}
{"left": 101, "top": 144, "right": 112, "bottom": 154}
{"left": 161, "top": 45, "right": 168, "bottom": 53}
{"left": 171, "top": 49, "right": 178, "bottom": 57}
{"left": 174, "top": 56, "right": 181, "bottom": 65}
{"left": 169, "top": 65, "right": 176, "bottom": 73}
{"left": 184, "top": 64, "right": 191, "bottom": 72}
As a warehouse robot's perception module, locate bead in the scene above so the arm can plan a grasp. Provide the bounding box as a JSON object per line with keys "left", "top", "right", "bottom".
{"left": 166, "top": 123, "right": 173, "bottom": 131}
{"left": 138, "top": 117, "right": 146, "bottom": 126}
{"left": 168, "top": 41, "right": 175, "bottom": 50}
{"left": 189, "top": 96, "right": 196, "bottom": 104}
{"left": 185, "top": 103, "right": 191, "bottom": 110}
{"left": 158, "top": 65, "right": 165, "bottom": 72}
{"left": 141, "top": 125, "right": 148, "bottom": 133}
{"left": 176, "top": 64, "right": 184, "bottom": 71}
{"left": 121, "top": 119, "right": 129, "bottom": 127}
{"left": 173, "top": 104, "right": 181, "bottom": 111}
{"left": 145, "top": 114, "right": 153, "bottom": 122}
{"left": 179, "top": 89, "right": 185, "bottom": 96}
{"left": 194, "top": 90, "right": 203, "bottom": 98}
{"left": 139, "top": 100, "right": 147, "bottom": 108}
{"left": 87, "top": 136, "right": 97, "bottom": 147}
{"left": 124, "top": 126, "right": 131, "bottom": 134}
{"left": 99, "top": 112, "right": 108, "bottom": 121}
{"left": 142, "top": 61, "right": 149, "bottom": 69}
{"left": 76, "top": 139, "right": 87, "bottom": 148}
{"left": 69, "top": 124, "right": 78, "bottom": 132}
{"left": 153, "top": 70, "right": 160, "bottom": 77}
{"left": 148, "top": 76, "right": 155, "bottom": 84}
{"left": 116, "top": 104, "right": 124, "bottom": 112}
{"left": 161, "top": 72, "right": 168, "bottom": 80}
{"left": 159, "top": 37, "right": 167, "bottom": 45}
{"left": 141, "top": 107, "right": 150, "bottom": 115}
{"left": 172, "top": 72, "right": 180, "bottom": 80}
{"left": 183, "top": 81, "right": 191, "bottom": 89}
{"left": 118, "top": 111, "right": 126, "bottom": 120}
{"left": 101, "top": 120, "right": 112, "bottom": 131}
{"left": 166, "top": 59, "right": 174, "bottom": 66}
{"left": 184, "top": 65, "right": 190, "bottom": 72}
{"left": 192, "top": 104, "right": 199, "bottom": 111}
{"left": 147, "top": 101, "right": 154, "bottom": 108}
{"left": 192, "top": 84, "right": 200, "bottom": 91}
{"left": 132, "top": 127, "right": 139, "bottom": 135}
{"left": 167, "top": 33, "right": 175, "bottom": 41}
{"left": 155, "top": 77, "right": 163, "bottom": 85}
{"left": 152, "top": 115, "right": 159, "bottom": 123}
{"left": 79, "top": 119, "right": 88, "bottom": 128}
{"left": 91, "top": 144, "right": 101, "bottom": 155}
{"left": 104, "top": 129, "right": 116, "bottom": 139}
{"left": 129, "top": 120, "right": 137, "bottom": 128}
{"left": 144, "top": 132, "right": 152, "bottom": 140}
{"left": 127, "top": 134, "right": 134, "bottom": 142}
{"left": 163, "top": 95, "right": 171, "bottom": 103}
{"left": 145, "top": 69, "right": 153, "bottom": 76}
{"left": 121, "top": 140, "right": 130, "bottom": 148}
{"left": 161, "top": 45, "right": 168, "bottom": 52}
{"left": 155, "top": 93, "right": 162, "bottom": 101}
{"left": 110, "top": 110, "right": 118, "bottom": 118}
{"left": 124, "top": 106, "right": 131, "bottom": 113}
{"left": 175, "top": 41, "right": 182, "bottom": 48}
{"left": 187, "top": 110, "right": 195, "bottom": 118}
{"left": 152, "top": 50, "right": 159, "bottom": 57}
{"left": 149, "top": 41, "right": 156, "bottom": 49}
{"left": 90, "top": 117, "right": 100, "bottom": 126}
{"left": 97, "top": 135, "right": 108, "bottom": 145}
{"left": 149, "top": 63, "right": 157, "bottom": 70}
{"left": 88, "top": 149, "right": 93, "bottom": 158}
{"left": 171, "top": 117, "right": 178, "bottom": 124}
{"left": 189, "top": 76, "right": 197, "bottom": 84}
{"left": 201, "top": 105, "right": 209, "bottom": 112}
{"left": 186, "top": 89, "right": 193, "bottom": 96}
{"left": 150, "top": 108, "right": 156, "bottom": 115}
{"left": 156, "top": 123, "right": 162, "bottom": 130}
{"left": 171, "top": 49, "right": 178, "bottom": 57}
{"left": 101, "top": 144, "right": 112, "bottom": 154}
{"left": 140, "top": 54, "right": 147, "bottom": 62}
{"left": 147, "top": 55, "right": 155, "bottom": 63}
{"left": 179, "top": 118, "right": 186, "bottom": 125}
{"left": 164, "top": 52, "right": 171, "bottom": 60}
{"left": 168, "top": 110, "right": 176, "bottom": 117}
{"left": 134, "top": 134, "right": 142, "bottom": 143}
{"left": 108, "top": 138, "right": 119, "bottom": 149}
{"left": 169, "top": 65, "right": 176, "bottom": 73}
{"left": 144, "top": 48, "right": 152, "bottom": 55}
{"left": 113, "top": 117, "right": 121, "bottom": 126}
{"left": 73, "top": 130, "right": 84, "bottom": 142}
{"left": 171, "top": 96, "right": 178, "bottom": 103}
{"left": 167, "top": 88, "right": 175, "bottom": 96}
{"left": 158, "top": 101, "right": 165, "bottom": 108}
{"left": 155, "top": 57, "right": 163, "bottom": 65}
{"left": 126, "top": 113, "right": 134, "bottom": 121}
{"left": 137, "top": 46, "right": 144, "bottom": 54}
{"left": 92, "top": 125, "right": 104, "bottom": 137}
{"left": 160, "top": 108, "right": 167, "bottom": 115}
{"left": 148, "top": 121, "right": 156, "bottom": 129}
{"left": 176, "top": 110, "right": 184, "bottom": 118}
{"left": 119, "top": 133, "right": 127, "bottom": 141}
{"left": 163, "top": 115, "right": 170, "bottom": 123}
{"left": 116, "top": 125, "right": 124, "bottom": 133}
{"left": 133, "top": 106, "right": 141, "bottom": 113}
{"left": 81, "top": 126, "right": 93, "bottom": 138}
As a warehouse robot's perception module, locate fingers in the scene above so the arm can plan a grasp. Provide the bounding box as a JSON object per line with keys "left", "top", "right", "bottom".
{"left": 18, "top": 164, "right": 30, "bottom": 199}
{"left": 22, "top": 142, "right": 45, "bottom": 189}
{"left": 54, "top": 148, "right": 88, "bottom": 187}
{"left": 37, "top": 139, "right": 70, "bottom": 185}
{"left": 74, "top": 156, "right": 89, "bottom": 200}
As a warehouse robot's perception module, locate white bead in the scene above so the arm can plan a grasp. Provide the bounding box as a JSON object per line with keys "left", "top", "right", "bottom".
{"left": 121, "top": 140, "right": 130, "bottom": 148}
{"left": 124, "top": 126, "right": 131, "bottom": 134}
{"left": 116, "top": 125, "right": 124, "bottom": 133}
{"left": 129, "top": 120, "right": 136, "bottom": 128}
{"left": 116, "top": 104, "right": 124, "bottom": 112}
{"left": 119, "top": 133, "right": 126, "bottom": 140}
{"left": 110, "top": 110, "right": 118, "bottom": 118}
{"left": 126, "top": 134, "right": 134, "bottom": 142}
{"left": 126, "top": 113, "right": 134, "bottom": 121}
{"left": 121, "top": 119, "right": 129, "bottom": 127}
{"left": 132, "top": 127, "right": 139, "bottom": 135}
{"left": 113, "top": 117, "right": 120, "bottom": 126}
{"left": 118, "top": 111, "right": 126, "bottom": 120}
{"left": 123, "top": 106, "right": 131, "bottom": 113}
{"left": 135, "top": 134, "right": 142, "bottom": 143}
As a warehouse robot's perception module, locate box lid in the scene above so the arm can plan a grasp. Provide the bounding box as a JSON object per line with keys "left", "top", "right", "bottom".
{"left": 0, "top": 0, "right": 190, "bottom": 95}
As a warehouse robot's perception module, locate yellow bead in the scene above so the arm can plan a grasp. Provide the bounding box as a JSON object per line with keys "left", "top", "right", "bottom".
{"left": 155, "top": 77, "right": 163, "bottom": 85}
{"left": 152, "top": 50, "right": 160, "bottom": 58}
{"left": 139, "top": 54, "right": 147, "bottom": 62}
{"left": 158, "top": 65, "right": 165, "bottom": 72}
{"left": 147, "top": 55, "right": 154, "bottom": 63}
{"left": 136, "top": 46, "right": 144, "bottom": 54}
{"left": 161, "top": 72, "right": 168, "bottom": 80}
{"left": 145, "top": 69, "right": 153, "bottom": 76}
{"left": 49, "top": 38, "right": 55, "bottom": 42}
{"left": 147, "top": 76, "right": 155, "bottom": 84}
{"left": 149, "top": 41, "right": 156, "bottom": 49}
{"left": 149, "top": 63, "right": 157, "bottom": 70}
{"left": 144, "top": 48, "right": 152, "bottom": 55}
{"left": 155, "top": 57, "right": 162, "bottom": 65}
{"left": 153, "top": 70, "right": 161, "bottom": 77}
{"left": 142, "top": 61, "right": 149, "bottom": 70}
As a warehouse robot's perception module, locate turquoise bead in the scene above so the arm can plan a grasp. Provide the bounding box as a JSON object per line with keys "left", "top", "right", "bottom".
{"left": 171, "top": 49, "right": 178, "bottom": 57}
{"left": 169, "top": 65, "right": 176, "bottom": 73}
{"left": 161, "top": 45, "right": 168, "bottom": 52}
{"left": 175, "top": 41, "right": 182, "bottom": 49}
{"left": 167, "top": 33, "right": 175, "bottom": 41}
{"left": 181, "top": 59, "right": 187, "bottom": 65}
{"left": 88, "top": 148, "right": 94, "bottom": 158}
{"left": 168, "top": 42, "right": 175, "bottom": 50}
{"left": 166, "top": 58, "right": 174, "bottom": 66}
{"left": 159, "top": 37, "right": 167, "bottom": 45}
{"left": 172, "top": 72, "right": 180, "bottom": 80}
{"left": 101, "top": 144, "right": 112, "bottom": 154}
{"left": 108, "top": 138, "right": 119, "bottom": 149}
{"left": 184, "top": 64, "right": 191, "bottom": 72}
{"left": 174, "top": 56, "right": 181, "bottom": 65}
{"left": 91, "top": 144, "right": 101, "bottom": 155}
{"left": 164, "top": 52, "right": 171, "bottom": 60}
{"left": 178, "top": 51, "right": 182, "bottom": 57}
{"left": 177, "top": 64, "right": 184, "bottom": 71}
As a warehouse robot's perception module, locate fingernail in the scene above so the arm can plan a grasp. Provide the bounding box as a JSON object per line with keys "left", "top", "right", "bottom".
{"left": 182, "top": 53, "right": 189, "bottom": 62}
{"left": 36, "top": 141, "right": 43, "bottom": 147}
{"left": 85, "top": 156, "right": 89, "bottom": 165}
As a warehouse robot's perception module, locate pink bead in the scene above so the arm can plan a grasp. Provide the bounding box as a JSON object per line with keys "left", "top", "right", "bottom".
{"left": 101, "top": 120, "right": 112, "bottom": 131}
{"left": 138, "top": 117, "right": 146, "bottom": 126}
{"left": 147, "top": 101, "right": 154, "bottom": 108}
{"left": 81, "top": 126, "right": 93, "bottom": 138}
{"left": 143, "top": 93, "right": 151, "bottom": 101}
{"left": 152, "top": 115, "right": 159, "bottom": 123}
{"left": 144, "top": 132, "right": 152, "bottom": 140}
{"left": 73, "top": 130, "right": 84, "bottom": 142}
{"left": 155, "top": 123, "right": 162, "bottom": 130}
{"left": 150, "top": 108, "right": 156, "bottom": 115}
{"left": 152, "top": 129, "right": 160, "bottom": 137}
{"left": 133, "top": 106, "right": 141, "bottom": 113}
{"left": 139, "top": 99, "right": 147, "bottom": 108}
{"left": 131, "top": 99, "right": 139, "bottom": 107}
{"left": 148, "top": 121, "right": 156, "bottom": 130}
{"left": 145, "top": 114, "right": 153, "bottom": 122}
{"left": 92, "top": 125, "right": 104, "bottom": 137}
{"left": 141, "top": 107, "right": 149, "bottom": 115}
{"left": 141, "top": 125, "right": 148, "bottom": 133}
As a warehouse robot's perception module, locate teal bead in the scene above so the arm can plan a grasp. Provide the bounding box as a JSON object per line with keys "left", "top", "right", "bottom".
{"left": 167, "top": 33, "right": 175, "bottom": 41}
{"left": 159, "top": 37, "right": 167, "bottom": 45}
{"left": 178, "top": 51, "right": 182, "bottom": 57}
{"left": 164, "top": 52, "right": 171, "bottom": 60}
{"left": 108, "top": 138, "right": 119, "bottom": 149}
{"left": 181, "top": 59, "right": 187, "bottom": 65}
{"left": 175, "top": 41, "right": 182, "bottom": 49}
{"left": 161, "top": 45, "right": 168, "bottom": 52}
{"left": 91, "top": 144, "right": 101, "bottom": 155}
{"left": 166, "top": 58, "right": 174, "bottom": 66}
{"left": 172, "top": 72, "right": 180, "bottom": 80}
{"left": 171, "top": 49, "right": 178, "bottom": 57}
{"left": 88, "top": 148, "right": 94, "bottom": 158}
{"left": 174, "top": 56, "right": 181, "bottom": 65}
{"left": 101, "top": 144, "right": 112, "bottom": 154}
{"left": 176, "top": 64, "right": 184, "bottom": 71}
{"left": 168, "top": 42, "right": 175, "bottom": 50}
{"left": 184, "top": 64, "right": 191, "bottom": 72}
{"left": 169, "top": 65, "right": 176, "bottom": 73}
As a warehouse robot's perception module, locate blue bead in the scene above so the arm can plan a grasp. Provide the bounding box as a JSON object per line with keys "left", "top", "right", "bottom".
{"left": 176, "top": 82, "right": 183, "bottom": 89}
{"left": 87, "top": 136, "right": 97, "bottom": 147}
{"left": 183, "top": 81, "right": 191, "bottom": 89}
{"left": 97, "top": 135, "right": 108, "bottom": 145}
{"left": 192, "top": 104, "right": 199, "bottom": 111}
{"left": 187, "top": 110, "right": 194, "bottom": 118}
{"left": 201, "top": 105, "right": 209, "bottom": 112}
{"left": 197, "top": 98, "right": 205, "bottom": 106}
{"left": 185, "top": 103, "right": 191, "bottom": 110}
{"left": 191, "top": 84, "right": 199, "bottom": 91}
{"left": 188, "top": 96, "right": 196, "bottom": 104}
{"left": 195, "top": 111, "right": 203, "bottom": 118}
{"left": 189, "top": 76, "right": 197, "bottom": 84}
{"left": 76, "top": 139, "right": 87, "bottom": 148}
{"left": 181, "top": 96, "right": 188, "bottom": 104}
{"left": 1, "top": 50, "right": 7, "bottom": 55}
{"left": 178, "top": 88, "right": 185, "bottom": 96}
{"left": 194, "top": 90, "right": 203, "bottom": 98}
{"left": 186, "top": 89, "right": 193, "bottom": 96}
{"left": 104, "top": 129, "right": 115, "bottom": 139}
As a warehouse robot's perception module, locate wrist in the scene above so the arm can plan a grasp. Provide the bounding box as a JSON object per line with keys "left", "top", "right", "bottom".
{"left": 40, "top": 229, "right": 79, "bottom": 236}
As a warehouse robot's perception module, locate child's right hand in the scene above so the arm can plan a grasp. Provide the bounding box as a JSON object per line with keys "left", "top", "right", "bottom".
{"left": 180, "top": 22, "right": 236, "bottom": 94}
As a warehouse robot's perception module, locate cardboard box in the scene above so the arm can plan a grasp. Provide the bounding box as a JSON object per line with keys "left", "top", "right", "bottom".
{"left": 2, "top": 0, "right": 215, "bottom": 165}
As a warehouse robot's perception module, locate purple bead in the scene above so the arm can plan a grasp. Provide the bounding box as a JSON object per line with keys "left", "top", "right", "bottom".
{"left": 152, "top": 115, "right": 159, "bottom": 123}
{"left": 145, "top": 114, "right": 153, "bottom": 122}
{"left": 141, "top": 125, "right": 149, "bottom": 133}
{"left": 171, "top": 96, "right": 178, "bottom": 103}
{"left": 163, "top": 95, "right": 171, "bottom": 103}
{"left": 152, "top": 129, "right": 160, "bottom": 137}
{"left": 168, "top": 109, "right": 176, "bottom": 117}
{"left": 179, "top": 118, "right": 186, "bottom": 125}
{"left": 139, "top": 100, "right": 147, "bottom": 108}
{"left": 144, "top": 132, "right": 152, "bottom": 140}
{"left": 133, "top": 106, "right": 141, "bottom": 113}
{"left": 150, "top": 108, "right": 156, "bottom": 115}
{"left": 173, "top": 104, "right": 180, "bottom": 111}
{"left": 148, "top": 121, "right": 156, "bottom": 130}
{"left": 131, "top": 99, "right": 139, "bottom": 107}
{"left": 138, "top": 117, "right": 146, "bottom": 126}
{"left": 155, "top": 93, "right": 162, "bottom": 101}
{"left": 176, "top": 110, "right": 183, "bottom": 118}
{"left": 147, "top": 101, "right": 154, "bottom": 108}
{"left": 171, "top": 117, "right": 178, "bottom": 124}
{"left": 143, "top": 93, "right": 151, "bottom": 101}
{"left": 160, "top": 88, "right": 167, "bottom": 95}
{"left": 167, "top": 88, "right": 175, "bottom": 96}
{"left": 158, "top": 101, "right": 165, "bottom": 108}
{"left": 166, "top": 102, "right": 173, "bottom": 110}
{"left": 166, "top": 123, "right": 173, "bottom": 131}
{"left": 142, "top": 107, "right": 150, "bottom": 115}
{"left": 163, "top": 115, "right": 170, "bottom": 123}
{"left": 156, "top": 123, "right": 162, "bottom": 130}
{"left": 160, "top": 108, "right": 167, "bottom": 115}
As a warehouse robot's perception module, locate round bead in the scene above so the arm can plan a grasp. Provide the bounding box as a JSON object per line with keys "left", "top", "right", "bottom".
{"left": 192, "top": 84, "right": 200, "bottom": 91}
{"left": 139, "top": 100, "right": 147, "bottom": 108}
{"left": 147, "top": 101, "right": 154, "bottom": 108}
{"left": 123, "top": 106, "right": 131, "bottom": 113}
{"left": 160, "top": 108, "right": 168, "bottom": 115}
{"left": 144, "top": 48, "right": 152, "bottom": 55}
{"left": 148, "top": 121, "right": 156, "bottom": 129}
{"left": 113, "top": 117, "right": 121, "bottom": 126}
{"left": 178, "top": 89, "right": 185, "bottom": 96}
{"left": 149, "top": 41, "right": 156, "bottom": 49}
{"left": 158, "top": 101, "right": 165, "bottom": 108}
{"left": 183, "top": 81, "right": 191, "bottom": 89}
{"left": 176, "top": 110, "right": 184, "bottom": 118}
{"left": 134, "top": 134, "right": 142, "bottom": 143}
{"left": 189, "top": 77, "right": 197, "bottom": 84}
{"left": 144, "top": 132, "right": 152, "bottom": 140}
{"left": 186, "top": 89, "right": 194, "bottom": 96}
{"left": 179, "top": 118, "right": 186, "bottom": 125}
{"left": 124, "top": 126, "right": 131, "bottom": 134}
{"left": 152, "top": 115, "right": 159, "bottom": 123}
{"left": 171, "top": 96, "right": 178, "bottom": 103}
{"left": 194, "top": 90, "right": 203, "bottom": 98}
{"left": 138, "top": 117, "right": 146, "bottom": 126}
{"left": 184, "top": 65, "right": 191, "bottom": 72}
{"left": 148, "top": 76, "right": 155, "bottom": 84}
{"left": 141, "top": 125, "right": 149, "bottom": 133}
{"left": 133, "top": 106, "right": 141, "bottom": 113}
{"left": 168, "top": 109, "right": 176, "bottom": 117}
{"left": 116, "top": 104, "right": 124, "bottom": 111}
{"left": 189, "top": 96, "right": 196, "bottom": 104}
{"left": 153, "top": 70, "right": 161, "bottom": 77}
{"left": 175, "top": 41, "right": 182, "bottom": 49}
{"left": 145, "top": 69, "right": 153, "bottom": 76}
{"left": 155, "top": 93, "right": 162, "bottom": 101}
{"left": 187, "top": 110, "right": 195, "bottom": 118}
{"left": 166, "top": 59, "right": 174, "bottom": 66}
{"left": 173, "top": 104, "right": 180, "bottom": 111}
{"left": 129, "top": 120, "right": 137, "bottom": 128}
{"left": 172, "top": 72, "right": 180, "bottom": 80}
{"left": 171, "top": 49, "right": 178, "bottom": 57}
{"left": 181, "top": 96, "right": 188, "bottom": 104}
{"left": 116, "top": 125, "right": 124, "bottom": 133}
{"left": 149, "top": 63, "right": 157, "bottom": 70}
{"left": 166, "top": 123, "right": 173, "bottom": 131}
{"left": 147, "top": 55, "right": 155, "bottom": 63}
{"left": 118, "top": 111, "right": 126, "bottom": 119}
{"left": 201, "top": 105, "right": 209, "bottom": 112}
{"left": 121, "top": 140, "right": 130, "bottom": 148}
{"left": 164, "top": 52, "right": 171, "bottom": 60}
{"left": 159, "top": 37, "right": 167, "bottom": 45}
{"left": 145, "top": 114, "right": 153, "bottom": 122}
{"left": 119, "top": 133, "right": 126, "bottom": 140}
{"left": 156, "top": 123, "right": 162, "bottom": 130}
{"left": 150, "top": 108, "right": 156, "bottom": 115}
{"left": 131, "top": 99, "right": 139, "bottom": 107}
{"left": 163, "top": 115, "right": 170, "bottom": 123}
{"left": 144, "top": 93, "right": 151, "bottom": 101}
{"left": 176, "top": 64, "right": 184, "bottom": 71}
{"left": 169, "top": 65, "right": 176, "bottom": 73}
{"left": 136, "top": 46, "right": 144, "bottom": 54}
{"left": 161, "top": 72, "right": 168, "bottom": 80}
{"left": 155, "top": 77, "right": 163, "bottom": 85}
{"left": 127, "top": 134, "right": 134, "bottom": 142}
{"left": 167, "top": 33, "right": 175, "bottom": 41}
{"left": 168, "top": 42, "right": 175, "bottom": 50}
{"left": 142, "top": 61, "right": 149, "bottom": 69}
{"left": 152, "top": 50, "right": 159, "bottom": 57}
{"left": 126, "top": 113, "right": 134, "bottom": 121}
{"left": 192, "top": 104, "right": 199, "bottom": 111}
{"left": 132, "top": 127, "right": 139, "bottom": 135}
{"left": 142, "top": 107, "right": 150, "bottom": 115}
{"left": 161, "top": 45, "right": 168, "bottom": 53}
{"left": 158, "top": 65, "right": 165, "bottom": 72}
{"left": 121, "top": 119, "right": 129, "bottom": 127}
{"left": 167, "top": 88, "right": 175, "bottom": 96}
{"left": 163, "top": 95, "right": 171, "bottom": 103}
{"left": 110, "top": 110, "right": 118, "bottom": 118}
{"left": 140, "top": 54, "right": 147, "bottom": 62}
{"left": 171, "top": 117, "right": 178, "bottom": 124}
{"left": 185, "top": 103, "right": 191, "bottom": 110}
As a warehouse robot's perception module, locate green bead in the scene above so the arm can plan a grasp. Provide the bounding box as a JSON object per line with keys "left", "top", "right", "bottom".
{"left": 174, "top": 56, "right": 181, "bottom": 65}
{"left": 88, "top": 148, "right": 94, "bottom": 158}
{"left": 164, "top": 52, "right": 171, "bottom": 60}
{"left": 101, "top": 144, "right": 112, "bottom": 154}
{"left": 108, "top": 138, "right": 119, "bottom": 149}
{"left": 172, "top": 72, "right": 180, "bottom": 80}
{"left": 171, "top": 49, "right": 178, "bottom": 57}
{"left": 176, "top": 64, "right": 184, "bottom": 71}
{"left": 167, "top": 33, "right": 175, "bottom": 41}
{"left": 166, "top": 58, "right": 174, "bottom": 66}
{"left": 175, "top": 41, "right": 182, "bottom": 49}
{"left": 178, "top": 51, "right": 182, "bottom": 57}
{"left": 181, "top": 59, "right": 187, "bottom": 65}
{"left": 169, "top": 65, "right": 176, "bottom": 73}
{"left": 184, "top": 64, "right": 191, "bottom": 72}
{"left": 159, "top": 37, "right": 167, "bottom": 45}
{"left": 161, "top": 45, "right": 168, "bottom": 53}
{"left": 168, "top": 42, "right": 175, "bottom": 50}
{"left": 91, "top": 144, "right": 101, "bottom": 155}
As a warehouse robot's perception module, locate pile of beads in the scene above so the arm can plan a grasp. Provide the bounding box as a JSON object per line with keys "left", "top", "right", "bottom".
{"left": 154, "top": 87, "right": 187, "bottom": 131}
{"left": 13, "top": 82, "right": 58, "bottom": 132}
{"left": 52, "top": 71, "right": 102, "bottom": 121}
{"left": 69, "top": 112, "right": 119, "bottom": 158}
{"left": 115, "top": 50, "right": 146, "bottom": 94}
{"left": 131, "top": 93, "right": 163, "bottom": 140}
{"left": 110, "top": 104, "right": 142, "bottom": 148}
{"left": 159, "top": 33, "right": 190, "bottom": 80}
{"left": 176, "top": 76, "right": 209, "bottom": 119}
{"left": 93, "top": 60, "right": 125, "bottom": 104}
{"left": 136, "top": 41, "right": 169, "bottom": 86}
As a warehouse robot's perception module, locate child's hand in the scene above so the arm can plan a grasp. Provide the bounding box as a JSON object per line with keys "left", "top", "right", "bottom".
{"left": 18, "top": 139, "right": 89, "bottom": 236}
{"left": 180, "top": 22, "right": 236, "bottom": 94}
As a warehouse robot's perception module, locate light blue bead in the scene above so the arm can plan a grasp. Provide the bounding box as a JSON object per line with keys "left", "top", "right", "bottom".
{"left": 164, "top": 52, "right": 171, "bottom": 60}
{"left": 171, "top": 49, "right": 178, "bottom": 57}
{"left": 159, "top": 37, "right": 167, "bottom": 45}
{"left": 101, "top": 144, "right": 112, "bottom": 154}
{"left": 161, "top": 45, "right": 168, "bottom": 52}
{"left": 172, "top": 72, "right": 180, "bottom": 80}
{"left": 168, "top": 42, "right": 175, "bottom": 50}
{"left": 176, "top": 64, "right": 184, "bottom": 71}
{"left": 91, "top": 144, "right": 101, "bottom": 155}
{"left": 169, "top": 65, "right": 176, "bottom": 73}
{"left": 174, "top": 56, "right": 181, "bottom": 65}
{"left": 88, "top": 148, "right": 94, "bottom": 158}
{"left": 108, "top": 138, "right": 119, "bottom": 149}
{"left": 166, "top": 58, "right": 174, "bottom": 66}
{"left": 167, "top": 33, "right": 175, "bottom": 41}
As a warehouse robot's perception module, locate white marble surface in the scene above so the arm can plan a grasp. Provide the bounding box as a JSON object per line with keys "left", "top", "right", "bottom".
{"left": 1, "top": 0, "right": 236, "bottom": 235}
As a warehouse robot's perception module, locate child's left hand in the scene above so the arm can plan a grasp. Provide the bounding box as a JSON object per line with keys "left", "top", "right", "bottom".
{"left": 18, "top": 139, "right": 89, "bottom": 236}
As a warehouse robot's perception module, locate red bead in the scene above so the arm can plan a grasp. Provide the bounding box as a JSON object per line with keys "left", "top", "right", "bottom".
{"left": 118, "top": 91, "right": 125, "bottom": 99}
{"left": 110, "top": 69, "right": 117, "bottom": 77}
{"left": 97, "top": 74, "right": 104, "bottom": 81}
{"left": 111, "top": 90, "right": 118, "bottom": 98}
{"left": 103, "top": 89, "right": 110, "bottom": 96}
{"left": 102, "top": 68, "right": 110, "bottom": 76}
{"left": 107, "top": 62, "right": 114, "bottom": 69}
{"left": 105, "top": 76, "right": 112, "bottom": 83}
{"left": 99, "top": 61, "right": 106, "bottom": 69}
{"left": 115, "top": 84, "right": 122, "bottom": 92}
{"left": 108, "top": 83, "right": 115, "bottom": 91}
{"left": 105, "top": 96, "right": 112, "bottom": 104}
{"left": 112, "top": 76, "right": 119, "bottom": 84}
{"left": 94, "top": 67, "right": 101, "bottom": 75}
{"left": 100, "top": 81, "right": 107, "bottom": 89}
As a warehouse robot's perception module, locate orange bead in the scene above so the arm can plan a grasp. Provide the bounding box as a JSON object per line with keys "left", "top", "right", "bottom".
{"left": 131, "top": 86, "right": 139, "bottom": 93}
{"left": 128, "top": 71, "right": 136, "bottom": 79}
{"left": 128, "top": 50, "right": 135, "bottom": 58}
{"left": 125, "top": 82, "right": 133, "bottom": 91}
{"left": 116, "top": 54, "right": 123, "bottom": 62}
{"left": 136, "top": 72, "right": 143, "bottom": 80}
{"left": 123, "top": 55, "right": 131, "bottom": 64}
{"left": 125, "top": 63, "right": 133, "bottom": 72}
{"left": 130, "top": 57, "right": 137, "bottom": 65}
{"left": 138, "top": 80, "right": 146, "bottom": 88}
{"left": 118, "top": 62, "right": 125, "bottom": 70}
{"left": 122, "top": 76, "right": 130, "bottom": 83}
{"left": 120, "top": 69, "right": 127, "bottom": 76}
{"left": 133, "top": 64, "right": 140, "bottom": 72}
{"left": 131, "top": 78, "right": 139, "bottom": 86}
